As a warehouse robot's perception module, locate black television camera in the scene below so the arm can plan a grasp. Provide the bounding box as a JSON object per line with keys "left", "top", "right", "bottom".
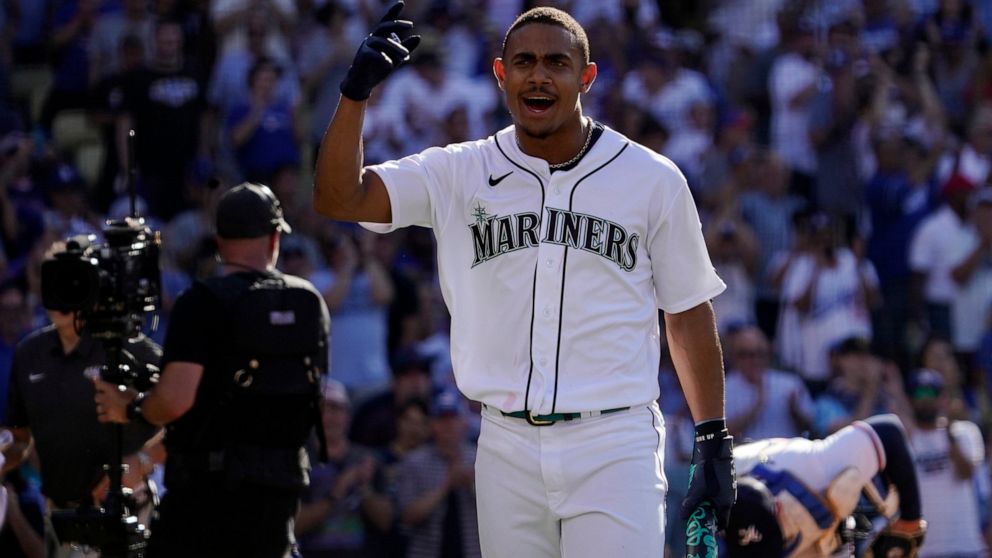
{"left": 40, "top": 218, "right": 160, "bottom": 343}
{"left": 38, "top": 177, "right": 162, "bottom": 556}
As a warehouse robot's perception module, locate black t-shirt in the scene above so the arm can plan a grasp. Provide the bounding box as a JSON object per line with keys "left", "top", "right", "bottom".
{"left": 162, "top": 271, "right": 330, "bottom": 453}
{"left": 7, "top": 329, "right": 162, "bottom": 506}
{"left": 120, "top": 65, "right": 206, "bottom": 177}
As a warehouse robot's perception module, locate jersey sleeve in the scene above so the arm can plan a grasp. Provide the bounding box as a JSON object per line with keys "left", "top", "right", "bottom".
{"left": 360, "top": 146, "right": 453, "bottom": 234}
{"left": 950, "top": 420, "right": 985, "bottom": 464}
{"left": 648, "top": 175, "right": 726, "bottom": 313}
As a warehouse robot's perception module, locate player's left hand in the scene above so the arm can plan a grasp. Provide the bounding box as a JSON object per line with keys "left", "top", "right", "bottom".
{"left": 681, "top": 419, "right": 736, "bottom": 531}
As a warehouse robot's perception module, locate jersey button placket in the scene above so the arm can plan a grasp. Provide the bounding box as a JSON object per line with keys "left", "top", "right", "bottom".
{"left": 531, "top": 216, "right": 565, "bottom": 413}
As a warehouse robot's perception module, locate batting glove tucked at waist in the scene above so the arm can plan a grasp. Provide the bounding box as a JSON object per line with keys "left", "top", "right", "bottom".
{"left": 340, "top": 1, "right": 421, "bottom": 101}
{"left": 680, "top": 418, "right": 737, "bottom": 531}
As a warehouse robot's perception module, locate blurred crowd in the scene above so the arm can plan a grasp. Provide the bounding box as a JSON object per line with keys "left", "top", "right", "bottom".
{"left": 0, "top": 0, "right": 991, "bottom": 556}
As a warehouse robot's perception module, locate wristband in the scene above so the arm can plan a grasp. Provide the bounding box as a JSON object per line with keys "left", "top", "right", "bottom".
{"left": 126, "top": 392, "right": 146, "bottom": 421}
{"left": 693, "top": 418, "right": 728, "bottom": 442}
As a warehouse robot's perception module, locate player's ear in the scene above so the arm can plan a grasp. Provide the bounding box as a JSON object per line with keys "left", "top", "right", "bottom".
{"left": 580, "top": 62, "right": 597, "bottom": 94}
{"left": 493, "top": 58, "right": 506, "bottom": 90}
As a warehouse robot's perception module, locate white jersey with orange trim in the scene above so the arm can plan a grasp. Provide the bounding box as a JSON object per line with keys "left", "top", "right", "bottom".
{"left": 734, "top": 422, "right": 886, "bottom": 557}
{"left": 362, "top": 122, "right": 725, "bottom": 415}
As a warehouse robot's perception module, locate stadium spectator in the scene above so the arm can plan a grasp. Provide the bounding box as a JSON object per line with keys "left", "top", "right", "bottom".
{"left": 924, "top": 0, "right": 984, "bottom": 134}
{"left": 698, "top": 107, "right": 756, "bottom": 211}
{"left": 319, "top": 226, "right": 394, "bottom": 398}
{"left": 349, "top": 348, "right": 435, "bottom": 449}
{"left": 376, "top": 42, "right": 497, "bottom": 156}
{"left": 205, "top": 8, "right": 299, "bottom": 126}
{"left": 907, "top": 367, "right": 988, "bottom": 557}
{"left": 620, "top": 43, "right": 714, "bottom": 150}
{"left": 910, "top": 172, "right": 980, "bottom": 340}
{"left": 396, "top": 388, "right": 481, "bottom": 558}
{"left": 116, "top": 18, "right": 207, "bottom": 219}
{"left": 866, "top": 127, "right": 942, "bottom": 368}
{"left": 935, "top": 104, "right": 992, "bottom": 188}
{"left": 209, "top": 0, "right": 297, "bottom": 63}
{"left": 225, "top": 57, "right": 301, "bottom": 183}
{"left": 950, "top": 189, "right": 992, "bottom": 365}
{"left": 725, "top": 325, "right": 814, "bottom": 441}
{"left": 297, "top": 2, "right": 362, "bottom": 158}
{"left": 87, "top": 0, "right": 154, "bottom": 85}
{"left": 781, "top": 213, "right": 880, "bottom": 385}
{"left": 39, "top": 0, "right": 98, "bottom": 135}
{"left": 88, "top": 32, "right": 147, "bottom": 212}
{"left": 768, "top": 16, "right": 819, "bottom": 201}
{"left": 296, "top": 379, "right": 394, "bottom": 558}
{"left": 918, "top": 334, "right": 974, "bottom": 421}
{"left": 809, "top": 22, "right": 863, "bottom": 227}
{"left": 814, "top": 337, "right": 913, "bottom": 435}
{"left": 704, "top": 211, "right": 758, "bottom": 334}
{"left": 740, "top": 151, "right": 806, "bottom": 340}
{"left": 375, "top": 397, "right": 432, "bottom": 558}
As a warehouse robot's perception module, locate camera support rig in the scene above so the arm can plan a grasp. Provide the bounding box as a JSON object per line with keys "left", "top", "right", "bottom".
{"left": 44, "top": 130, "right": 160, "bottom": 558}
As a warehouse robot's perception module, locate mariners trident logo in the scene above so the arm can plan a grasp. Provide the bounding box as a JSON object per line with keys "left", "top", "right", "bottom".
{"left": 468, "top": 204, "right": 639, "bottom": 270}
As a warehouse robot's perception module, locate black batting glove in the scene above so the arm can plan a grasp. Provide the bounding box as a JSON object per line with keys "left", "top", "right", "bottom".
{"left": 339, "top": 1, "right": 421, "bottom": 101}
{"left": 680, "top": 418, "right": 737, "bottom": 531}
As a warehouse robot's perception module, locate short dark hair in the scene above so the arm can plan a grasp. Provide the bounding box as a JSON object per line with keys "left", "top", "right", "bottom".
{"left": 247, "top": 57, "right": 282, "bottom": 87}
{"left": 502, "top": 7, "right": 589, "bottom": 64}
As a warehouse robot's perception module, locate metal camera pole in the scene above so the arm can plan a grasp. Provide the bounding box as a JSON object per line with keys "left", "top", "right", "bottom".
{"left": 101, "top": 340, "right": 138, "bottom": 558}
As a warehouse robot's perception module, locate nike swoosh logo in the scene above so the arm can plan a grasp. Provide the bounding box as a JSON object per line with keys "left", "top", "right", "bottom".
{"left": 488, "top": 171, "right": 512, "bottom": 187}
{"left": 28, "top": 373, "right": 45, "bottom": 383}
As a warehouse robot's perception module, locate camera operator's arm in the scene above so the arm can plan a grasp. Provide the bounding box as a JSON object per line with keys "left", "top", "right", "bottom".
{"left": 94, "top": 362, "right": 203, "bottom": 426}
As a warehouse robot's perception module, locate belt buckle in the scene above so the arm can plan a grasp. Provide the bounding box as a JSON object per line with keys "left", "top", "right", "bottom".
{"left": 525, "top": 410, "right": 555, "bottom": 426}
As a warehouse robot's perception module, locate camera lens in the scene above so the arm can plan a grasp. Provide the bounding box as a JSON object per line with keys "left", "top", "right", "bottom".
{"left": 41, "top": 259, "right": 101, "bottom": 312}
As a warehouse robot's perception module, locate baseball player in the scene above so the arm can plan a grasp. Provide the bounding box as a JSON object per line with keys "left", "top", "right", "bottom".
{"left": 725, "top": 414, "right": 927, "bottom": 557}
{"left": 313, "top": 3, "right": 735, "bottom": 557}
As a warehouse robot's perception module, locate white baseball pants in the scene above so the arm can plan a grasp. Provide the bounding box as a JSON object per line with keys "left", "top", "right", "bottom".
{"left": 476, "top": 402, "right": 668, "bottom": 557}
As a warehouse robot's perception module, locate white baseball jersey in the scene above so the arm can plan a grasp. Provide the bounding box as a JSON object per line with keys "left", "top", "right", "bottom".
{"left": 362, "top": 122, "right": 725, "bottom": 414}
{"left": 910, "top": 421, "right": 987, "bottom": 556}
{"left": 734, "top": 422, "right": 886, "bottom": 557}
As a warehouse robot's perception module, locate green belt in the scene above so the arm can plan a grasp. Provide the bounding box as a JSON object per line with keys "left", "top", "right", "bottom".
{"left": 501, "top": 407, "right": 630, "bottom": 426}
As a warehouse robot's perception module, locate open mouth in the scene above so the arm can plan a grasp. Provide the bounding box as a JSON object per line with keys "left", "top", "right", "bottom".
{"left": 522, "top": 96, "right": 555, "bottom": 113}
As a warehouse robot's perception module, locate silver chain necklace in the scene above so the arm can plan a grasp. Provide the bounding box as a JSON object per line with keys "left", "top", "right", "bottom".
{"left": 548, "top": 119, "right": 593, "bottom": 170}
{"left": 516, "top": 119, "right": 594, "bottom": 171}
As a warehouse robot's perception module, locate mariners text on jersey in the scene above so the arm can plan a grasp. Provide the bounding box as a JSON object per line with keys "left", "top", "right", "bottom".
{"left": 469, "top": 207, "right": 638, "bottom": 270}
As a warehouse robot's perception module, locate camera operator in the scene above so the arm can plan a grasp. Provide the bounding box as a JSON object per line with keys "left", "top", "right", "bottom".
{"left": 2, "top": 285, "right": 163, "bottom": 558}
{"left": 94, "top": 182, "right": 330, "bottom": 558}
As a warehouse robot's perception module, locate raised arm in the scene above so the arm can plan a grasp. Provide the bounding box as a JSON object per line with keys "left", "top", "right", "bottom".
{"left": 312, "top": 1, "right": 420, "bottom": 223}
